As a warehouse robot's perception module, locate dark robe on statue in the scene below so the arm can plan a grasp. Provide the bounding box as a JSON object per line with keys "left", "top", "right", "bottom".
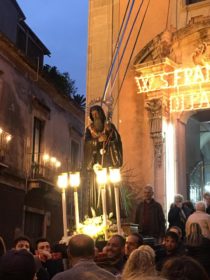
{"left": 83, "top": 105, "right": 123, "bottom": 216}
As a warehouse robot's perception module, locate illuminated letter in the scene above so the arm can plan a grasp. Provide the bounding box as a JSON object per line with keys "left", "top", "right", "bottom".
{"left": 135, "top": 77, "right": 143, "bottom": 94}
{"left": 174, "top": 69, "right": 183, "bottom": 87}
{"left": 160, "top": 73, "right": 169, "bottom": 89}
{"left": 205, "top": 64, "right": 210, "bottom": 82}
{"left": 149, "top": 75, "right": 156, "bottom": 91}
{"left": 189, "top": 94, "right": 194, "bottom": 110}
{"left": 199, "top": 91, "right": 209, "bottom": 108}
{"left": 140, "top": 76, "right": 150, "bottom": 92}
{"left": 184, "top": 68, "right": 193, "bottom": 85}
{"left": 170, "top": 96, "right": 180, "bottom": 112}
{"left": 193, "top": 66, "right": 205, "bottom": 83}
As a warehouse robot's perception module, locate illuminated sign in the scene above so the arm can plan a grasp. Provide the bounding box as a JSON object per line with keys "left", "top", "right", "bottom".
{"left": 135, "top": 64, "right": 210, "bottom": 112}
{"left": 170, "top": 91, "right": 210, "bottom": 112}
{"left": 135, "top": 64, "right": 210, "bottom": 93}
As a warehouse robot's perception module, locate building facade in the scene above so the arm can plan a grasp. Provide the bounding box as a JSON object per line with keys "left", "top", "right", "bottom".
{"left": 0, "top": 0, "right": 84, "bottom": 247}
{"left": 87, "top": 0, "right": 210, "bottom": 216}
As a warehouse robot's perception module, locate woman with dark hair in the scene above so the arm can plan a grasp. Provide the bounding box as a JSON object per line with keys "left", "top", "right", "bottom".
{"left": 186, "top": 222, "right": 210, "bottom": 276}
{"left": 161, "top": 256, "right": 209, "bottom": 280}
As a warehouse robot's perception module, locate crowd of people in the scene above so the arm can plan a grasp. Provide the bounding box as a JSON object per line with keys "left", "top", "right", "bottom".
{"left": 1, "top": 185, "right": 210, "bottom": 280}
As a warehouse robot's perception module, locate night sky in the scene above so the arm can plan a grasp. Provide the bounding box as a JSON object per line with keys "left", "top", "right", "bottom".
{"left": 17, "top": 0, "right": 89, "bottom": 96}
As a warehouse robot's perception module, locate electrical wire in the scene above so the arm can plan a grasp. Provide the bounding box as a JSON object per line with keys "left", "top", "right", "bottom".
{"left": 104, "top": 0, "right": 145, "bottom": 102}
{"left": 176, "top": 0, "right": 178, "bottom": 30}
{"left": 102, "top": 0, "right": 135, "bottom": 101}
{"left": 166, "top": 0, "right": 171, "bottom": 30}
{"left": 113, "top": 0, "right": 151, "bottom": 111}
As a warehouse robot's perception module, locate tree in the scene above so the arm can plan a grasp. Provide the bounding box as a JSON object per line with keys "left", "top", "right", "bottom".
{"left": 72, "top": 93, "right": 86, "bottom": 110}
{"left": 42, "top": 64, "right": 77, "bottom": 98}
{"left": 42, "top": 64, "right": 86, "bottom": 110}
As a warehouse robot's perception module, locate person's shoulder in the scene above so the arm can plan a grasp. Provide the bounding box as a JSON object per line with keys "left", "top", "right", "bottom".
{"left": 154, "top": 200, "right": 163, "bottom": 208}
{"left": 96, "top": 265, "right": 117, "bottom": 277}
{"left": 51, "top": 270, "right": 67, "bottom": 280}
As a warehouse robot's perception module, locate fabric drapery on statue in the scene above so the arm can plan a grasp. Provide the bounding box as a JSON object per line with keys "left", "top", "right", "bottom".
{"left": 84, "top": 105, "right": 123, "bottom": 170}
{"left": 83, "top": 105, "right": 123, "bottom": 215}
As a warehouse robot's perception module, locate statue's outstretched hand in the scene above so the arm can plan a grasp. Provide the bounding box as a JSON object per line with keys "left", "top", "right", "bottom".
{"left": 98, "top": 134, "right": 107, "bottom": 142}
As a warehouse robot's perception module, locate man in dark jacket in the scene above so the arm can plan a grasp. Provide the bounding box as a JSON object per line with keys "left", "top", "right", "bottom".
{"left": 135, "top": 185, "right": 166, "bottom": 244}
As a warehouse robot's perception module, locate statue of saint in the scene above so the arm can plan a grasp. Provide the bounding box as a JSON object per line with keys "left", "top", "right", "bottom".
{"left": 84, "top": 105, "right": 123, "bottom": 170}
{"left": 83, "top": 105, "right": 123, "bottom": 214}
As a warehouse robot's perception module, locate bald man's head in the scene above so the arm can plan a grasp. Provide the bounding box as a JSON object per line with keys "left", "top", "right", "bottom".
{"left": 68, "top": 234, "right": 95, "bottom": 259}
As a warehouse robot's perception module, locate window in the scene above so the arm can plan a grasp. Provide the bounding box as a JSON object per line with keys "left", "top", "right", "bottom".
{"left": 186, "top": 0, "right": 205, "bottom": 4}
{"left": 32, "top": 117, "right": 44, "bottom": 165}
{"left": 24, "top": 210, "right": 44, "bottom": 240}
{"left": 71, "top": 140, "right": 80, "bottom": 170}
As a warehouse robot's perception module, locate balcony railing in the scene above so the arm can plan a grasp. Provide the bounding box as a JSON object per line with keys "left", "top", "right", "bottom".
{"left": 0, "top": 128, "right": 12, "bottom": 164}
{"left": 29, "top": 153, "right": 61, "bottom": 183}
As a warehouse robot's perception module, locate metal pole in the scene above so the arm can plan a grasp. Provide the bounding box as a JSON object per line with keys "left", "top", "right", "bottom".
{"left": 114, "top": 185, "right": 122, "bottom": 234}
{"left": 61, "top": 188, "right": 68, "bottom": 238}
{"left": 74, "top": 189, "right": 80, "bottom": 232}
{"left": 101, "top": 186, "right": 108, "bottom": 240}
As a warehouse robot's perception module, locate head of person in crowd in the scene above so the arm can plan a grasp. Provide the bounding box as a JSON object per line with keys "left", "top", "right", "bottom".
{"left": 173, "top": 194, "right": 184, "bottom": 208}
{"left": 138, "top": 245, "right": 156, "bottom": 258}
{"left": 183, "top": 200, "right": 195, "bottom": 214}
{"left": 203, "top": 191, "right": 210, "bottom": 207}
{"left": 67, "top": 234, "right": 95, "bottom": 266}
{"left": 125, "top": 233, "right": 143, "bottom": 257}
{"left": 51, "top": 243, "right": 67, "bottom": 259}
{"left": 106, "top": 234, "right": 125, "bottom": 260}
{"left": 35, "top": 238, "right": 52, "bottom": 262}
{"left": 195, "top": 200, "right": 206, "bottom": 212}
{"left": 13, "top": 236, "right": 31, "bottom": 252}
{"left": 164, "top": 231, "right": 179, "bottom": 254}
{"left": 161, "top": 255, "right": 209, "bottom": 280}
{"left": 143, "top": 185, "right": 154, "bottom": 203}
{"left": 122, "top": 245, "right": 156, "bottom": 279}
{"left": 186, "top": 222, "right": 203, "bottom": 247}
{"left": 167, "top": 226, "right": 182, "bottom": 241}
{"left": 0, "top": 249, "right": 36, "bottom": 280}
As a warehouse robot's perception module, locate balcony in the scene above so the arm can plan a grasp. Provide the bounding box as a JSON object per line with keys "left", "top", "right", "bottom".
{"left": 28, "top": 154, "right": 61, "bottom": 189}
{"left": 0, "top": 128, "right": 12, "bottom": 169}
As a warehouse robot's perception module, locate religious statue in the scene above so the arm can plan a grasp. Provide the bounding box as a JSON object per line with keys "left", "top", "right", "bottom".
{"left": 83, "top": 105, "right": 123, "bottom": 215}
{"left": 84, "top": 105, "right": 123, "bottom": 170}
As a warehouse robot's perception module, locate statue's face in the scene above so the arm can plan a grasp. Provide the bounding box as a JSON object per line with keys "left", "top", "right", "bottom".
{"left": 90, "top": 107, "right": 104, "bottom": 132}
{"left": 91, "top": 109, "right": 100, "bottom": 121}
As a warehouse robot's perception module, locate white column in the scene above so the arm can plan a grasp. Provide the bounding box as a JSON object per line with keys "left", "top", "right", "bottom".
{"left": 101, "top": 186, "right": 108, "bottom": 240}
{"left": 74, "top": 190, "right": 80, "bottom": 231}
{"left": 61, "top": 188, "right": 68, "bottom": 238}
{"left": 114, "top": 185, "right": 122, "bottom": 234}
{"left": 164, "top": 120, "right": 176, "bottom": 218}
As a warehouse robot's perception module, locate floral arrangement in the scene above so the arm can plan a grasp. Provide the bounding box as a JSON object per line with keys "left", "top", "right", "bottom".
{"left": 76, "top": 208, "right": 118, "bottom": 240}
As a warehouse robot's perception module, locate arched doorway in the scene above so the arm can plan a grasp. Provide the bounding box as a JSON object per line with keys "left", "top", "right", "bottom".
{"left": 186, "top": 109, "right": 210, "bottom": 202}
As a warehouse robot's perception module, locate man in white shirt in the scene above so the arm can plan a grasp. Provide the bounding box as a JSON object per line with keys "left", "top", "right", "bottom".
{"left": 186, "top": 201, "right": 210, "bottom": 239}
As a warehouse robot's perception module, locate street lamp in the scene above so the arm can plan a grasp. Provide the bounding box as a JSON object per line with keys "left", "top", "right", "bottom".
{"left": 69, "top": 172, "right": 80, "bottom": 232}
{"left": 95, "top": 166, "right": 108, "bottom": 240}
{"left": 109, "top": 168, "right": 122, "bottom": 234}
{"left": 57, "top": 173, "right": 68, "bottom": 239}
